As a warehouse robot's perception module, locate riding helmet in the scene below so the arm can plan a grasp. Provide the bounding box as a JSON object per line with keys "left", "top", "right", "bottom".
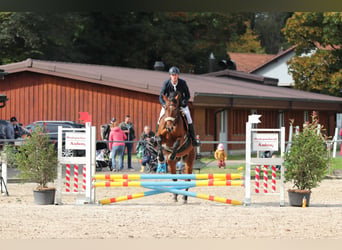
{"left": 169, "top": 66, "right": 180, "bottom": 75}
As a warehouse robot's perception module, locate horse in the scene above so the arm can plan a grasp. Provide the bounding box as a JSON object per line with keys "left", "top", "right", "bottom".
{"left": 155, "top": 91, "right": 196, "bottom": 203}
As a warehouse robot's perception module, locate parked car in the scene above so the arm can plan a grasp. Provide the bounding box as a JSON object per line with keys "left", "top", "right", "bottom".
{"left": 0, "top": 119, "right": 30, "bottom": 150}
{"left": 25, "top": 121, "right": 85, "bottom": 157}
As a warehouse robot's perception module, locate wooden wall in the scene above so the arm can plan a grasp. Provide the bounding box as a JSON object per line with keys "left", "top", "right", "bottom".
{"left": 0, "top": 72, "right": 160, "bottom": 141}
{"left": 0, "top": 72, "right": 337, "bottom": 154}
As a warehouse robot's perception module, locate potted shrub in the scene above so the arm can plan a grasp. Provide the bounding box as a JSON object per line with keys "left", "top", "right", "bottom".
{"left": 4, "top": 124, "right": 58, "bottom": 204}
{"left": 284, "top": 111, "right": 330, "bottom": 207}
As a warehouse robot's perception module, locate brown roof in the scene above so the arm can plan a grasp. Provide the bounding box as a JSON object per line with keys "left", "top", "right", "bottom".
{"left": 228, "top": 52, "right": 276, "bottom": 72}
{"left": 249, "top": 46, "right": 296, "bottom": 73}
{"left": 1, "top": 58, "right": 342, "bottom": 110}
{"left": 203, "top": 69, "right": 279, "bottom": 86}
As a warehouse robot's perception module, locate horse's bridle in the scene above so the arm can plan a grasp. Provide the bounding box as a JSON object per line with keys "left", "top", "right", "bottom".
{"left": 164, "top": 102, "right": 179, "bottom": 132}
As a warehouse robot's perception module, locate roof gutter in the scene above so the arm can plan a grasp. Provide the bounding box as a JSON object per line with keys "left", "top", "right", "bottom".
{"left": 194, "top": 92, "right": 342, "bottom": 104}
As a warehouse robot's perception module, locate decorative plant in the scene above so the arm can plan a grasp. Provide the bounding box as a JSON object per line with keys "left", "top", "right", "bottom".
{"left": 284, "top": 111, "right": 330, "bottom": 191}
{"left": 5, "top": 124, "right": 57, "bottom": 189}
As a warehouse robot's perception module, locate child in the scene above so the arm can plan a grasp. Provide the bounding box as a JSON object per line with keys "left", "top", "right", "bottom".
{"left": 214, "top": 143, "right": 227, "bottom": 169}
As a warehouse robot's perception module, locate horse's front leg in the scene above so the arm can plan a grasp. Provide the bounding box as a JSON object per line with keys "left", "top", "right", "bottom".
{"left": 155, "top": 135, "right": 164, "bottom": 163}
{"left": 167, "top": 159, "right": 178, "bottom": 202}
{"left": 183, "top": 150, "right": 196, "bottom": 204}
{"left": 169, "top": 139, "right": 180, "bottom": 161}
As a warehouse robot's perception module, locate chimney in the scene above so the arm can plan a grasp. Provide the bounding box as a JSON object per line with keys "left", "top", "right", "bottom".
{"left": 153, "top": 61, "right": 165, "bottom": 71}
{"left": 209, "top": 52, "right": 216, "bottom": 72}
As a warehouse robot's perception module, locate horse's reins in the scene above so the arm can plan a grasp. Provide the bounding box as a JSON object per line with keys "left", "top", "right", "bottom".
{"left": 164, "top": 103, "right": 179, "bottom": 126}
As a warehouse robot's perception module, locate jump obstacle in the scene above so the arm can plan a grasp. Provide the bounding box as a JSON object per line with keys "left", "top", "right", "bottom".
{"left": 254, "top": 165, "right": 277, "bottom": 194}
{"left": 245, "top": 114, "right": 285, "bottom": 206}
{"left": 93, "top": 173, "right": 244, "bottom": 205}
{"left": 56, "top": 115, "right": 285, "bottom": 206}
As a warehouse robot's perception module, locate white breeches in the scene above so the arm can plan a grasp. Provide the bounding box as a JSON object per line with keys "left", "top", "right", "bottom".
{"left": 158, "top": 106, "right": 192, "bottom": 124}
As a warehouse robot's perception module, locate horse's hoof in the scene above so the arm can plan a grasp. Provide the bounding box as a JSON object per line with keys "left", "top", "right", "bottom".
{"left": 183, "top": 199, "right": 188, "bottom": 205}
{"left": 173, "top": 194, "right": 178, "bottom": 202}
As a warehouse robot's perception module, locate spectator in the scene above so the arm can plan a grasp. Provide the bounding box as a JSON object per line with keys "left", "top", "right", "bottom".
{"left": 214, "top": 143, "right": 227, "bottom": 169}
{"left": 119, "top": 115, "right": 136, "bottom": 171}
{"left": 108, "top": 121, "right": 127, "bottom": 172}
{"left": 101, "top": 117, "right": 116, "bottom": 141}
{"left": 138, "top": 125, "right": 155, "bottom": 172}
{"left": 140, "top": 125, "right": 155, "bottom": 141}
{"left": 5, "top": 116, "right": 21, "bottom": 142}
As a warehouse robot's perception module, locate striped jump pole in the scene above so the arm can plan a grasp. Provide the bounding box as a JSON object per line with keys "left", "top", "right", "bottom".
{"left": 65, "top": 164, "right": 71, "bottom": 192}
{"left": 74, "top": 165, "right": 79, "bottom": 193}
{"left": 99, "top": 190, "right": 161, "bottom": 205}
{"left": 94, "top": 173, "right": 243, "bottom": 181}
{"left": 83, "top": 165, "right": 86, "bottom": 191}
{"left": 263, "top": 165, "right": 268, "bottom": 194}
{"left": 94, "top": 180, "right": 244, "bottom": 188}
{"left": 98, "top": 186, "right": 190, "bottom": 205}
{"left": 146, "top": 186, "right": 243, "bottom": 205}
{"left": 271, "top": 165, "right": 276, "bottom": 193}
{"left": 255, "top": 165, "right": 260, "bottom": 193}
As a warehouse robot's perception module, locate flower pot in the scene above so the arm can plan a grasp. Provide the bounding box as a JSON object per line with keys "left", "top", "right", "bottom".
{"left": 288, "top": 189, "right": 311, "bottom": 207}
{"left": 33, "top": 188, "right": 56, "bottom": 205}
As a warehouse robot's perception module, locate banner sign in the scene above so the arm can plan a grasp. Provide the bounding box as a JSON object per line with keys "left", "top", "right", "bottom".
{"left": 252, "top": 133, "right": 278, "bottom": 151}
{"left": 65, "top": 132, "right": 87, "bottom": 150}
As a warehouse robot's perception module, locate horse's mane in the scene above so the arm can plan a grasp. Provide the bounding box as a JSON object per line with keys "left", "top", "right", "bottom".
{"left": 167, "top": 91, "right": 180, "bottom": 106}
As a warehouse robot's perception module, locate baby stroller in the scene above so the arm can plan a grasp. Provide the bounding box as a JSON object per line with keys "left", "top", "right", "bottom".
{"left": 136, "top": 140, "right": 159, "bottom": 173}
{"left": 96, "top": 141, "right": 112, "bottom": 171}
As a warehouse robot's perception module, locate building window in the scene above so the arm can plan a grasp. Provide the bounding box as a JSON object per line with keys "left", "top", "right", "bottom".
{"left": 278, "top": 111, "right": 284, "bottom": 128}
{"left": 232, "top": 109, "right": 249, "bottom": 136}
{"left": 205, "top": 108, "right": 215, "bottom": 136}
{"left": 304, "top": 111, "right": 309, "bottom": 122}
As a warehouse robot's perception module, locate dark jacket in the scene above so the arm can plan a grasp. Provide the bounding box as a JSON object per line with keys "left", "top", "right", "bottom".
{"left": 119, "top": 122, "right": 136, "bottom": 141}
{"left": 159, "top": 78, "right": 190, "bottom": 107}
{"left": 5, "top": 123, "right": 15, "bottom": 140}
{"left": 101, "top": 123, "right": 111, "bottom": 140}
{"left": 140, "top": 131, "right": 155, "bottom": 141}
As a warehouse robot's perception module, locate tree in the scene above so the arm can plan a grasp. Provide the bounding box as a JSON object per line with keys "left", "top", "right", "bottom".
{"left": 228, "top": 21, "right": 265, "bottom": 53}
{"left": 0, "top": 12, "right": 249, "bottom": 74}
{"left": 75, "top": 12, "right": 249, "bottom": 73}
{"left": 283, "top": 12, "right": 342, "bottom": 96}
{"left": 252, "top": 12, "right": 292, "bottom": 54}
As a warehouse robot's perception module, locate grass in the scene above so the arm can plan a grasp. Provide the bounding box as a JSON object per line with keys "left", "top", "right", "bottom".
{"left": 133, "top": 152, "right": 342, "bottom": 175}
{"left": 329, "top": 157, "right": 342, "bottom": 170}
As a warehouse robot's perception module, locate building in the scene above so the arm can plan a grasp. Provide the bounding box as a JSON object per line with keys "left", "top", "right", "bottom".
{"left": 228, "top": 46, "right": 296, "bottom": 87}
{"left": 1, "top": 58, "right": 342, "bottom": 154}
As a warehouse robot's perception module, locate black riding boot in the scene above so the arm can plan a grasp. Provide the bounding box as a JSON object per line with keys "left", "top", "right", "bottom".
{"left": 189, "top": 123, "right": 200, "bottom": 147}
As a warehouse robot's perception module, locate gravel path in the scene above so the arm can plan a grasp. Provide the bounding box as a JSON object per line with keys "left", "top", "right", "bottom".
{"left": 1, "top": 176, "right": 341, "bottom": 240}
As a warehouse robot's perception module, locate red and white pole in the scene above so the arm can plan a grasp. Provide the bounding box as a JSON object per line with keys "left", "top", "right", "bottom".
{"left": 263, "top": 165, "right": 268, "bottom": 193}
{"left": 271, "top": 165, "right": 276, "bottom": 193}
{"left": 83, "top": 165, "right": 86, "bottom": 191}
{"left": 255, "top": 165, "right": 260, "bottom": 193}
{"left": 74, "top": 165, "right": 79, "bottom": 192}
{"left": 66, "top": 164, "right": 71, "bottom": 192}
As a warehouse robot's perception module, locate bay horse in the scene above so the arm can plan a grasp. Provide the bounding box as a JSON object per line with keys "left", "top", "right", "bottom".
{"left": 155, "top": 91, "right": 196, "bottom": 203}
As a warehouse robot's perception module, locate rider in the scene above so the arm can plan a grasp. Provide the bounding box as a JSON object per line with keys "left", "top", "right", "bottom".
{"left": 157, "top": 66, "right": 199, "bottom": 147}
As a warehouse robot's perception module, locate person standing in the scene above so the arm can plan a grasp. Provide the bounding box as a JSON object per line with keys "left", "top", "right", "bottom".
{"left": 5, "top": 116, "right": 21, "bottom": 142}
{"left": 101, "top": 117, "right": 116, "bottom": 141}
{"left": 139, "top": 125, "right": 155, "bottom": 172}
{"left": 157, "top": 66, "right": 199, "bottom": 146}
{"left": 119, "top": 115, "right": 136, "bottom": 171}
{"left": 108, "top": 121, "right": 127, "bottom": 172}
{"left": 214, "top": 143, "right": 227, "bottom": 169}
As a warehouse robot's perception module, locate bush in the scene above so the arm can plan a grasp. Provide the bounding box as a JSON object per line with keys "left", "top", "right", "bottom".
{"left": 4, "top": 124, "right": 57, "bottom": 189}
{"left": 284, "top": 112, "right": 329, "bottom": 190}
